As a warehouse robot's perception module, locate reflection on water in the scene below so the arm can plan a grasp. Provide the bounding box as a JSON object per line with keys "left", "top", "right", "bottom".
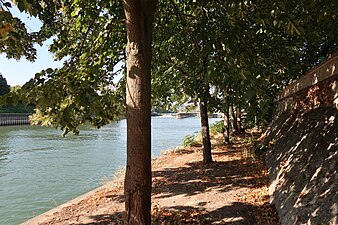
{"left": 0, "top": 117, "right": 221, "bottom": 225}
{"left": 0, "top": 148, "right": 9, "bottom": 161}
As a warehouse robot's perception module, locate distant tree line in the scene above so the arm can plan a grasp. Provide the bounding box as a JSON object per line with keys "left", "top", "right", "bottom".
{"left": 0, "top": 74, "right": 34, "bottom": 113}
{"left": 0, "top": 73, "right": 10, "bottom": 95}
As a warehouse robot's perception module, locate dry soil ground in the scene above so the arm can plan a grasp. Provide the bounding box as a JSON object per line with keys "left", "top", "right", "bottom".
{"left": 23, "top": 136, "right": 279, "bottom": 225}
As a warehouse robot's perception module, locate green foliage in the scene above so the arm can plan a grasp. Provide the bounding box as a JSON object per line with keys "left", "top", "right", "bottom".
{"left": 182, "top": 134, "right": 199, "bottom": 147}
{"left": 0, "top": 5, "right": 36, "bottom": 61}
{"left": 153, "top": 0, "right": 337, "bottom": 130}
{"left": 20, "top": 68, "right": 126, "bottom": 134}
{"left": 0, "top": 73, "right": 10, "bottom": 96}
{"left": 0, "top": 0, "right": 63, "bottom": 61}
{"left": 1, "top": 0, "right": 337, "bottom": 134}
{"left": 10, "top": 85, "right": 21, "bottom": 92}
{"left": 1, "top": 1, "right": 127, "bottom": 134}
{"left": 209, "top": 120, "right": 225, "bottom": 135}
{"left": 0, "top": 102, "right": 34, "bottom": 113}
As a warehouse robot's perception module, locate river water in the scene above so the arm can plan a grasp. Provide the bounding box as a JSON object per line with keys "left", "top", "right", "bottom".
{"left": 0, "top": 116, "right": 221, "bottom": 225}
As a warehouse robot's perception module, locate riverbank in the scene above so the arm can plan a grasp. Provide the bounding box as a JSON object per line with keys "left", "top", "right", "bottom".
{"left": 21, "top": 135, "right": 279, "bottom": 224}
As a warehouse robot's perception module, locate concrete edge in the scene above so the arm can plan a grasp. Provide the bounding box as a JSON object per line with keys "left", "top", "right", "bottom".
{"left": 20, "top": 182, "right": 116, "bottom": 225}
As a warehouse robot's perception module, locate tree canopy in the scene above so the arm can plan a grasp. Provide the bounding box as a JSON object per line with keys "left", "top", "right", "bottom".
{"left": 1, "top": 0, "right": 337, "bottom": 131}
{"left": 1, "top": 0, "right": 127, "bottom": 134}
{"left": 152, "top": 0, "right": 337, "bottom": 127}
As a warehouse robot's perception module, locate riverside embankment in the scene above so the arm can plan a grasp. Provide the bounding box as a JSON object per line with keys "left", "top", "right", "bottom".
{"left": 0, "top": 117, "right": 221, "bottom": 225}
{"left": 263, "top": 107, "right": 337, "bottom": 225}
{"left": 261, "top": 52, "right": 338, "bottom": 224}
{"left": 21, "top": 135, "right": 279, "bottom": 225}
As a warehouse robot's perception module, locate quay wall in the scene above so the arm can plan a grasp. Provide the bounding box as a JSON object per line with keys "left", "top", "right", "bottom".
{"left": 0, "top": 113, "right": 31, "bottom": 126}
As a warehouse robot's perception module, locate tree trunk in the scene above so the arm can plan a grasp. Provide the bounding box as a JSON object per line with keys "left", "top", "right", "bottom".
{"left": 236, "top": 107, "right": 243, "bottom": 133}
{"left": 223, "top": 104, "right": 230, "bottom": 144}
{"left": 123, "top": 1, "right": 156, "bottom": 224}
{"left": 223, "top": 88, "right": 230, "bottom": 144}
{"left": 199, "top": 96, "right": 213, "bottom": 164}
{"left": 230, "top": 105, "right": 238, "bottom": 133}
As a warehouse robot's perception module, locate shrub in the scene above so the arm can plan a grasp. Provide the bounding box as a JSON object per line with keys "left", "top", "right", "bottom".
{"left": 182, "top": 134, "right": 199, "bottom": 147}
{"left": 209, "top": 120, "right": 225, "bottom": 135}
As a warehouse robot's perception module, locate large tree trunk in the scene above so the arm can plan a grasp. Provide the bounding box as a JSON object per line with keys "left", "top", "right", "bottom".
{"left": 123, "top": 1, "right": 156, "bottom": 224}
{"left": 199, "top": 96, "right": 213, "bottom": 164}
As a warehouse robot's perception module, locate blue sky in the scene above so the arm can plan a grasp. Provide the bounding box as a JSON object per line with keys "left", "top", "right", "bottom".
{"left": 0, "top": 7, "right": 63, "bottom": 86}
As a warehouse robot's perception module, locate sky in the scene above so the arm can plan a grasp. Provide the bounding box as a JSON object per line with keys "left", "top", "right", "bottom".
{"left": 0, "top": 7, "right": 63, "bottom": 86}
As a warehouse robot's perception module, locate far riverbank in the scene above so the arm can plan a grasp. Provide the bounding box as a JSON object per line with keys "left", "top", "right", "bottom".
{"left": 0, "top": 113, "right": 30, "bottom": 126}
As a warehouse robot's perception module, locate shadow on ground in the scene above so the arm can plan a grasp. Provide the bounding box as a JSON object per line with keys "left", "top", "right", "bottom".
{"left": 152, "top": 149, "right": 267, "bottom": 199}
{"left": 73, "top": 212, "right": 125, "bottom": 225}
{"left": 72, "top": 203, "right": 259, "bottom": 225}
{"left": 74, "top": 147, "right": 274, "bottom": 224}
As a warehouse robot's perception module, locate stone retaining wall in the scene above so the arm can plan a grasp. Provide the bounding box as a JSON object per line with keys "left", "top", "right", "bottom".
{"left": 263, "top": 53, "right": 338, "bottom": 225}
{"left": 278, "top": 52, "right": 338, "bottom": 112}
{"left": 263, "top": 107, "right": 337, "bottom": 225}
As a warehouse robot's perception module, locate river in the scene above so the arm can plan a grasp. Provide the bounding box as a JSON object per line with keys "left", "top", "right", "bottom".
{"left": 0, "top": 116, "right": 221, "bottom": 225}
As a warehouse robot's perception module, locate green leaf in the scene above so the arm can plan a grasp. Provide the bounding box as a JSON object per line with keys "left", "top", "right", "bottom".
{"left": 46, "top": 68, "right": 54, "bottom": 74}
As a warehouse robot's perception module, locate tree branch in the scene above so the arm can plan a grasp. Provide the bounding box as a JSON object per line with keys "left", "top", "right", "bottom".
{"left": 168, "top": 0, "right": 201, "bottom": 54}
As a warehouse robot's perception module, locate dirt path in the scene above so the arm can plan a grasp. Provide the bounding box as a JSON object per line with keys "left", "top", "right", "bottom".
{"left": 22, "top": 140, "right": 279, "bottom": 225}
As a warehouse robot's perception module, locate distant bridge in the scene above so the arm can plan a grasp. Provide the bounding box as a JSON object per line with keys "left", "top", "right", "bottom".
{"left": 173, "top": 112, "right": 223, "bottom": 119}
{"left": 0, "top": 113, "right": 31, "bottom": 126}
